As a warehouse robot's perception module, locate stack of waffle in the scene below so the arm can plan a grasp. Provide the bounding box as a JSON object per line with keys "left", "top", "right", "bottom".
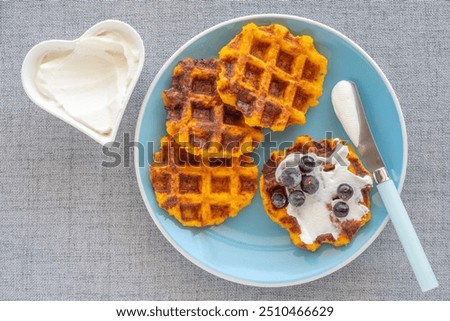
{"left": 150, "top": 23, "right": 327, "bottom": 227}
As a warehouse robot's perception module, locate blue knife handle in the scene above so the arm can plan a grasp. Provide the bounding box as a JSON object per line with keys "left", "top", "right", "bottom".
{"left": 377, "top": 179, "right": 438, "bottom": 292}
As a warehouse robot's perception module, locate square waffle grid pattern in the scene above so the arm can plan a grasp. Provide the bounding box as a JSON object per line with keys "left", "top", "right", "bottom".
{"left": 259, "top": 136, "right": 372, "bottom": 251}
{"left": 218, "top": 23, "right": 327, "bottom": 131}
{"left": 150, "top": 137, "right": 258, "bottom": 227}
{"left": 163, "top": 58, "right": 263, "bottom": 157}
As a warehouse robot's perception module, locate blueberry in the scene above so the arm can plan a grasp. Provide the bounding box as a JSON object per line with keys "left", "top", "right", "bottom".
{"left": 278, "top": 167, "right": 302, "bottom": 188}
{"left": 337, "top": 183, "right": 354, "bottom": 201}
{"left": 301, "top": 175, "right": 319, "bottom": 194}
{"left": 271, "top": 192, "right": 287, "bottom": 209}
{"left": 333, "top": 201, "right": 349, "bottom": 218}
{"left": 299, "top": 155, "right": 315, "bottom": 173}
{"left": 288, "top": 190, "right": 306, "bottom": 207}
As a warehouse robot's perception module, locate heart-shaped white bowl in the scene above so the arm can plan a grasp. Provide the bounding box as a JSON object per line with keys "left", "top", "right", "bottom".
{"left": 21, "top": 20, "right": 145, "bottom": 145}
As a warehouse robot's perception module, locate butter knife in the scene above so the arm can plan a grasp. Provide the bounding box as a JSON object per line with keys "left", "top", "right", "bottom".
{"left": 331, "top": 80, "right": 438, "bottom": 292}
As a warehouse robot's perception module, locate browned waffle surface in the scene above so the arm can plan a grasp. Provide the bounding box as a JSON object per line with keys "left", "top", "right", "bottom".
{"left": 217, "top": 23, "right": 328, "bottom": 131}
{"left": 150, "top": 136, "right": 258, "bottom": 227}
{"left": 163, "top": 58, "right": 263, "bottom": 158}
{"left": 260, "top": 136, "right": 372, "bottom": 251}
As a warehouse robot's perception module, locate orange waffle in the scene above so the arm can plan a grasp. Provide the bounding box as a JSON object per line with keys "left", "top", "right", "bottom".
{"left": 260, "top": 136, "right": 372, "bottom": 251}
{"left": 150, "top": 136, "right": 258, "bottom": 227}
{"left": 163, "top": 58, "right": 263, "bottom": 158}
{"left": 217, "top": 23, "right": 327, "bottom": 131}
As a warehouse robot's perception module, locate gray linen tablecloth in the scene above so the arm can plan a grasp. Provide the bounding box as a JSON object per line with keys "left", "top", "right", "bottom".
{"left": 1, "top": 0, "right": 449, "bottom": 300}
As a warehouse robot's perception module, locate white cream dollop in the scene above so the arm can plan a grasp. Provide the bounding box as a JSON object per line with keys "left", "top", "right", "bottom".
{"left": 35, "top": 30, "right": 139, "bottom": 135}
{"left": 275, "top": 144, "right": 373, "bottom": 245}
{"left": 331, "top": 81, "right": 361, "bottom": 147}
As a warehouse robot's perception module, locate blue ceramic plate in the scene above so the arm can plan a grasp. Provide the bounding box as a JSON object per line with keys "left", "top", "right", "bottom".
{"left": 135, "top": 14, "right": 407, "bottom": 286}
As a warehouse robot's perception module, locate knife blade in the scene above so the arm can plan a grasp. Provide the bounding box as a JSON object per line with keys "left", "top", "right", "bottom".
{"left": 331, "top": 80, "right": 438, "bottom": 292}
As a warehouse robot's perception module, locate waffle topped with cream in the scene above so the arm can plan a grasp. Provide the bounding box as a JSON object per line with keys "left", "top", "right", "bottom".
{"left": 260, "top": 135, "right": 373, "bottom": 251}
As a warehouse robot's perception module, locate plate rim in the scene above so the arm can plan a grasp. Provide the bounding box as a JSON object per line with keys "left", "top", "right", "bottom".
{"left": 134, "top": 14, "right": 408, "bottom": 287}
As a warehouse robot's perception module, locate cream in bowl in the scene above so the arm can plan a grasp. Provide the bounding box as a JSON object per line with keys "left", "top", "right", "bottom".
{"left": 21, "top": 20, "right": 145, "bottom": 144}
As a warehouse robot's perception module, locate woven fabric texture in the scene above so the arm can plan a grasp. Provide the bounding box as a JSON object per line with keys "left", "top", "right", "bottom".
{"left": 0, "top": 0, "right": 449, "bottom": 300}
